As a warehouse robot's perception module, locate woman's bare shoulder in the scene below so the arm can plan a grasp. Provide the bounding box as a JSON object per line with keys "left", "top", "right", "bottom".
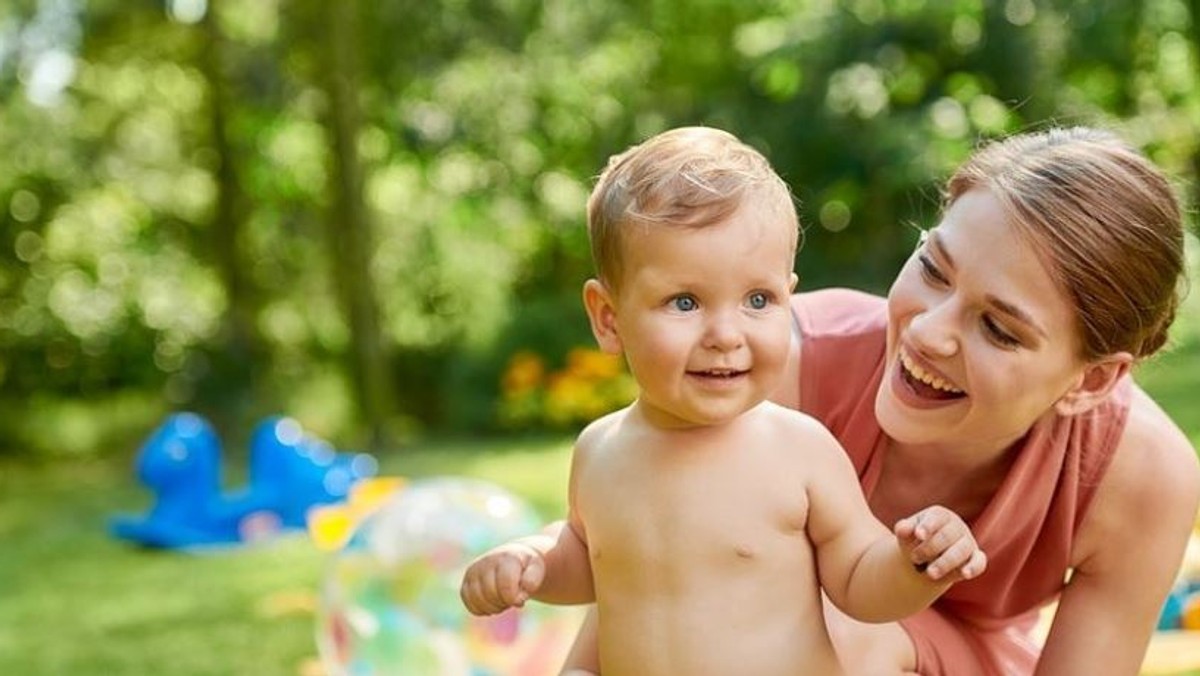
{"left": 1076, "top": 388, "right": 1200, "bottom": 566}
{"left": 1116, "top": 388, "right": 1199, "bottom": 494}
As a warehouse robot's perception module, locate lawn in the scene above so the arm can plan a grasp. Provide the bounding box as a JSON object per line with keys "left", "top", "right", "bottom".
{"left": 0, "top": 436, "right": 575, "bottom": 676}
{"left": 1, "top": 288, "right": 1196, "bottom": 676}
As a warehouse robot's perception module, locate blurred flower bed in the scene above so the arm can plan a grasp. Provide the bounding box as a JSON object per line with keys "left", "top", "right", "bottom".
{"left": 497, "top": 347, "right": 636, "bottom": 430}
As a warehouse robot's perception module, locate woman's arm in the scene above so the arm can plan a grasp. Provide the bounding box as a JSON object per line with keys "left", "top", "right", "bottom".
{"left": 1037, "top": 392, "right": 1200, "bottom": 675}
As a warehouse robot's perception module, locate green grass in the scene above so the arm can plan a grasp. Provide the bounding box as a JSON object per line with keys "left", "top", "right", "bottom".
{"left": 0, "top": 436, "right": 574, "bottom": 676}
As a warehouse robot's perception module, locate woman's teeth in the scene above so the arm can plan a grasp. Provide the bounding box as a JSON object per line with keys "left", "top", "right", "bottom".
{"left": 899, "top": 351, "right": 963, "bottom": 394}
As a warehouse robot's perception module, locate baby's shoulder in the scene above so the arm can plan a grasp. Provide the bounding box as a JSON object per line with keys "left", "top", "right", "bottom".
{"left": 752, "top": 402, "right": 846, "bottom": 460}
{"left": 758, "top": 401, "right": 836, "bottom": 437}
{"left": 574, "top": 406, "right": 628, "bottom": 456}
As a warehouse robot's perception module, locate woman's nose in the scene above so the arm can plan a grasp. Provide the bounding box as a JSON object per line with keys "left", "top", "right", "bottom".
{"left": 908, "top": 302, "right": 959, "bottom": 357}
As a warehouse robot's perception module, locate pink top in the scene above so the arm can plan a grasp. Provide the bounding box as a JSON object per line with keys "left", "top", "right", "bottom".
{"left": 792, "top": 289, "right": 1132, "bottom": 673}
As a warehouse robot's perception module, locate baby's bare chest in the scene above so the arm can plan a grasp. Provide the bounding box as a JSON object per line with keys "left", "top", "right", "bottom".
{"left": 576, "top": 447, "right": 812, "bottom": 578}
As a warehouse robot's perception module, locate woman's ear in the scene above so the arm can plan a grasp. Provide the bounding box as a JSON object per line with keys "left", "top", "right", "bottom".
{"left": 1054, "top": 353, "right": 1133, "bottom": 416}
{"left": 583, "top": 279, "right": 622, "bottom": 355}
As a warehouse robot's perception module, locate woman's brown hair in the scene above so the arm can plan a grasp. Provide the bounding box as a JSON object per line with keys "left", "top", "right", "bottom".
{"left": 947, "top": 127, "right": 1186, "bottom": 360}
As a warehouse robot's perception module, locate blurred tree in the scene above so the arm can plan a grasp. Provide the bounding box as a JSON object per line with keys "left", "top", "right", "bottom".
{"left": 0, "top": 0, "right": 1195, "bottom": 455}
{"left": 315, "top": 0, "right": 393, "bottom": 448}
{"left": 198, "top": 0, "right": 266, "bottom": 418}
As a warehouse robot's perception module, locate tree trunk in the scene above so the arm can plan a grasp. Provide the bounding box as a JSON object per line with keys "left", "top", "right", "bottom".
{"left": 200, "top": 0, "right": 264, "bottom": 418}
{"left": 319, "top": 0, "right": 394, "bottom": 449}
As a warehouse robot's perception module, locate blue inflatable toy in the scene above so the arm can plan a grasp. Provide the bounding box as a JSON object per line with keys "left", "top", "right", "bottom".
{"left": 110, "top": 413, "right": 377, "bottom": 549}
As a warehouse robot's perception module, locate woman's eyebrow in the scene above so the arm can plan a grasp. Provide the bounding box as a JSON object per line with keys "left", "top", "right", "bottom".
{"left": 929, "top": 231, "right": 1046, "bottom": 339}
{"left": 928, "top": 230, "right": 954, "bottom": 269}
{"left": 985, "top": 294, "right": 1048, "bottom": 339}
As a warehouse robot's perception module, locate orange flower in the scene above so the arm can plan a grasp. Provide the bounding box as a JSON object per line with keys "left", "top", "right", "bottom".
{"left": 496, "top": 345, "right": 637, "bottom": 430}
{"left": 566, "top": 347, "right": 623, "bottom": 380}
{"left": 501, "top": 351, "right": 545, "bottom": 397}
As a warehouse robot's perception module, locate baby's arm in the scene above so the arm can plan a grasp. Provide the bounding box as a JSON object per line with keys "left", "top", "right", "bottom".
{"left": 460, "top": 519, "right": 593, "bottom": 615}
{"left": 462, "top": 436, "right": 596, "bottom": 616}
{"left": 804, "top": 424, "right": 985, "bottom": 622}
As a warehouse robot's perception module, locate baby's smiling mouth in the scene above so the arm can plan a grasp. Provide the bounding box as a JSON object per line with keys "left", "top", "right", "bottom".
{"left": 687, "top": 368, "right": 749, "bottom": 378}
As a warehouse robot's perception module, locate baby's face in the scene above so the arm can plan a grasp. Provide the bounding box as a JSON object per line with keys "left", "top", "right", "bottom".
{"left": 609, "top": 202, "right": 797, "bottom": 429}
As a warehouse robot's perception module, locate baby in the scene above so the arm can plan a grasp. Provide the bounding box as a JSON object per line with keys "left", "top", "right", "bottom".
{"left": 460, "top": 126, "right": 986, "bottom": 675}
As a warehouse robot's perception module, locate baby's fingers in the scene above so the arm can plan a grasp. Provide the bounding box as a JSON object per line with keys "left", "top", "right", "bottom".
{"left": 922, "top": 538, "right": 986, "bottom": 581}
{"left": 518, "top": 555, "right": 546, "bottom": 602}
{"left": 913, "top": 514, "right": 970, "bottom": 558}
{"left": 460, "top": 556, "right": 527, "bottom": 615}
{"left": 894, "top": 514, "right": 920, "bottom": 542}
{"left": 490, "top": 555, "right": 532, "bottom": 607}
{"left": 959, "top": 548, "right": 987, "bottom": 580}
{"left": 461, "top": 572, "right": 497, "bottom": 615}
{"left": 897, "top": 506, "right": 956, "bottom": 543}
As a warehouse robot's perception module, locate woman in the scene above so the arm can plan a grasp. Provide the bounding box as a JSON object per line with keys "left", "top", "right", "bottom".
{"left": 558, "top": 127, "right": 1200, "bottom": 675}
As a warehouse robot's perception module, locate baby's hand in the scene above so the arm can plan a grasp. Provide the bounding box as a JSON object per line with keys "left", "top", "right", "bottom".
{"left": 459, "top": 541, "right": 546, "bottom": 615}
{"left": 894, "top": 505, "right": 987, "bottom": 583}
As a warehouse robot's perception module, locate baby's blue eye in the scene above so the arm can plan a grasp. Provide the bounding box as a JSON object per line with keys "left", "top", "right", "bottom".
{"left": 748, "top": 292, "right": 769, "bottom": 310}
{"left": 672, "top": 295, "right": 697, "bottom": 312}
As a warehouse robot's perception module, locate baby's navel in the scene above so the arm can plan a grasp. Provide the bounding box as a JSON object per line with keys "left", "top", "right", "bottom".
{"left": 734, "top": 545, "right": 755, "bottom": 560}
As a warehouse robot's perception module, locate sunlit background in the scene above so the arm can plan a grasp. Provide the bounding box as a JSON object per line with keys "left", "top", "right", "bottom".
{"left": 0, "top": 1, "right": 1197, "bottom": 673}
{"left": 1, "top": 0, "right": 1195, "bottom": 455}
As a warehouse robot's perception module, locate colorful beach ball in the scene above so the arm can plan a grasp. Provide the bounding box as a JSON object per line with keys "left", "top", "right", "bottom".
{"left": 314, "top": 477, "right": 582, "bottom": 676}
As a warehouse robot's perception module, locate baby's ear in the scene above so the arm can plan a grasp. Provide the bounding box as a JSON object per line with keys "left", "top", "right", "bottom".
{"left": 1054, "top": 353, "right": 1132, "bottom": 416}
{"left": 583, "top": 279, "right": 622, "bottom": 354}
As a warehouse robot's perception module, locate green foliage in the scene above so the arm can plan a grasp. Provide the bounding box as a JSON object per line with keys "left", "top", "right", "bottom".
{"left": 1136, "top": 235, "right": 1200, "bottom": 449}
{"left": 0, "top": 0, "right": 1197, "bottom": 454}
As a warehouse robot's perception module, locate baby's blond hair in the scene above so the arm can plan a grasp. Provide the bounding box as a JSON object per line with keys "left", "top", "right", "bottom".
{"left": 587, "top": 126, "right": 799, "bottom": 290}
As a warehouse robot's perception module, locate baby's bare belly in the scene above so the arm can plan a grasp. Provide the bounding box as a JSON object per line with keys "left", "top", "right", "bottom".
{"left": 594, "top": 568, "right": 842, "bottom": 675}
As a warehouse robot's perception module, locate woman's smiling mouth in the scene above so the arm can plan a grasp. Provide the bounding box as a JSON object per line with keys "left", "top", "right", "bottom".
{"left": 898, "top": 349, "right": 966, "bottom": 400}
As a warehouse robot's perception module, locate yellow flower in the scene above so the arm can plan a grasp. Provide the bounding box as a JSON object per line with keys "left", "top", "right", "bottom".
{"left": 501, "top": 350, "right": 545, "bottom": 397}
{"left": 496, "top": 346, "right": 637, "bottom": 429}
{"left": 566, "top": 347, "right": 622, "bottom": 380}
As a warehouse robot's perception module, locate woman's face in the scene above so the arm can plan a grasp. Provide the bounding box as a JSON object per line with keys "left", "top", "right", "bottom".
{"left": 876, "top": 188, "right": 1091, "bottom": 453}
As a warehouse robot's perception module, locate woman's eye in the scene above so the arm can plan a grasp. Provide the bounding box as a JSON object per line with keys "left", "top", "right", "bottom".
{"left": 747, "top": 292, "right": 770, "bottom": 310}
{"left": 671, "top": 295, "right": 698, "bottom": 312}
{"left": 983, "top": 315, "right": 1021, "bottom": 348}
{"left": 918, "top": 255, "right": 949, "bottom": 285}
